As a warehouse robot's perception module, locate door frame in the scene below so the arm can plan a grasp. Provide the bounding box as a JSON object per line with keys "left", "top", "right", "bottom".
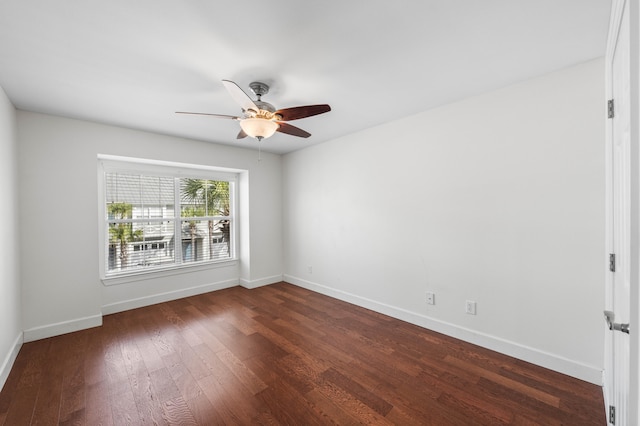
{"left": 606, "top": 0, "right": 640, "bottom": 424}
{"left": 628, "top": 0, "right": 639, "bottom": 423}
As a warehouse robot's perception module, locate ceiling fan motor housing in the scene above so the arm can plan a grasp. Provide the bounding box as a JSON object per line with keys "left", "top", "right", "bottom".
{"left": 254, "top": 100, "right": 276, "bottom": 113}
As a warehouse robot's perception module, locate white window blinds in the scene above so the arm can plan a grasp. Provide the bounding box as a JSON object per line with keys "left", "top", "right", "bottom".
{"left": 100, "top": 158, "right": 236, "bottom": 279}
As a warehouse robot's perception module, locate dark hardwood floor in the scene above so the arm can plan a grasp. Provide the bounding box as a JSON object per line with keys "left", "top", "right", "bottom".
{"left": 0, "top": 282, "right": 605, "bottom": 425}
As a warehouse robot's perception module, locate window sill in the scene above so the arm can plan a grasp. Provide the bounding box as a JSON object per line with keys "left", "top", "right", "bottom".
{"left": 101, "top": 259, "right": 239, "bottom": 286}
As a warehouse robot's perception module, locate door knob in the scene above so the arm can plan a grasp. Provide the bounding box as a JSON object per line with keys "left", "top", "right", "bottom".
{"left": 604, "top": 310, "right": 630, "bottom": 334}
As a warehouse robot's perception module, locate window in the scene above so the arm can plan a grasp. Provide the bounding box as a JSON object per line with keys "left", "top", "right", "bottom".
{"left": 99, "top": 157, "right": 237, "bottom": 280}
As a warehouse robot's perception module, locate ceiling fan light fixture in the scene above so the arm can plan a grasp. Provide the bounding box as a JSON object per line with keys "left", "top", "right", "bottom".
{"left": 239, "top": 117, "right": 279, "bottom": 140}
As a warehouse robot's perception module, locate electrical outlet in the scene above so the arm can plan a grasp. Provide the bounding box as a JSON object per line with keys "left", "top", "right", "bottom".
{"left": 426, "top": 292, "right": 435, "bottom": 305}
{"left": 465, "top": 300, "right": 477, "bottom": 315}
{"left": 307, "top": 266, "right": 313, "bottom": 274}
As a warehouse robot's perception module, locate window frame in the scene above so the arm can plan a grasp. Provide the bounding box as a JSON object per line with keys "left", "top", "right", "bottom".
{"left": 98, "top": 155, "right": 240, "bottom": 284}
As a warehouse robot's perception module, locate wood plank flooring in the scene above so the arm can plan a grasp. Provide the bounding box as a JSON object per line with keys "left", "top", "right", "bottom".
{"left": 0, "top": 282, "right": 605, "bottom": 425}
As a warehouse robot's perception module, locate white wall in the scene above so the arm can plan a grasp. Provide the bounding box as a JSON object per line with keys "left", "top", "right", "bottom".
{"left": 283, "top": 59, "right": 605, "bottom": 383}
{"left": 17, "top": 112, "right": 282, "bottom": 340}
{"left": 0, "top": 85, "right": 21, "bottom": 391}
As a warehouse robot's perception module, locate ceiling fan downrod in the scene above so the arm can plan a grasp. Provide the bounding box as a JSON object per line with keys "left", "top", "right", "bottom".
{"left": 249, "top": 81, "right": 269, "bottom": 101}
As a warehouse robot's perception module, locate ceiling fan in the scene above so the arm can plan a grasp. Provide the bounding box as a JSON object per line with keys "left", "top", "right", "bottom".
{"left": 176, "top": 80, "right": 331, "bottom": 141}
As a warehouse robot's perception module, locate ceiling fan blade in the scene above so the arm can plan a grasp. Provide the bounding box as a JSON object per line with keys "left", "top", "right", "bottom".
{"left": 275, "top": 104, "right": 331, "bottom": 121}
{"left": 236, "top": 129, "right": 248, "bottom": 139}
{"left": 175, "top": 111, "right": 239, "bottom": 120}
{"left": 222, "top": 80, "right": 259, "bottom": 113}
{"left": 276, "top": 122, "right": 311, "bottom": 138}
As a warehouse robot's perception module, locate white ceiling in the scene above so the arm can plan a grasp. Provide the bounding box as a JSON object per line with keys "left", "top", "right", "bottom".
{"left": 0, "top": 1, "right": 612, "bottom": 154}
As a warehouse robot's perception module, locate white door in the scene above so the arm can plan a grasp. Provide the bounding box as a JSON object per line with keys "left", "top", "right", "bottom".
{"left": 605, "top": 0, "right": 632, "bottom": 424}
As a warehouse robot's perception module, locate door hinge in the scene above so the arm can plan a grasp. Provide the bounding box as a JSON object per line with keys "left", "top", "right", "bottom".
{"left": 609, "top": 405, "right": 616, "bottom": 424}
{"left": 610, "top": 253, "right": 616, "bottom": 272}
{"left": 608, "top": 99, "right": 615, "bottom": 119}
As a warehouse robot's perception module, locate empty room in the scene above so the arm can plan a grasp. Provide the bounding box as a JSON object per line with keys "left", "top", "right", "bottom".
{"left": 0, "top": 0, "right": 638, "bottom": 424}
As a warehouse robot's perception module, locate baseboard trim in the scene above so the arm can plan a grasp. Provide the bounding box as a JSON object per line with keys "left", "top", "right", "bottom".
{"left": 23, "top": 314, "right": 103, "bottom": 343}
{"left": 101, "top": 278, "right": 239, "bottom": 315}
{"left": 240, "top": 274, "right": 284, "bottom": 289}
{"left": 284, "top": 274, "right": 603, "bottom": 385}
{"left": 0, "top": 332, "right": 23, "bottom": 392}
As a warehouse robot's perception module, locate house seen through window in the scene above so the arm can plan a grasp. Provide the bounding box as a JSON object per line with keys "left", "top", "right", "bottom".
{"left": 102, "top": 161, "right": 236, "bottom": 278}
